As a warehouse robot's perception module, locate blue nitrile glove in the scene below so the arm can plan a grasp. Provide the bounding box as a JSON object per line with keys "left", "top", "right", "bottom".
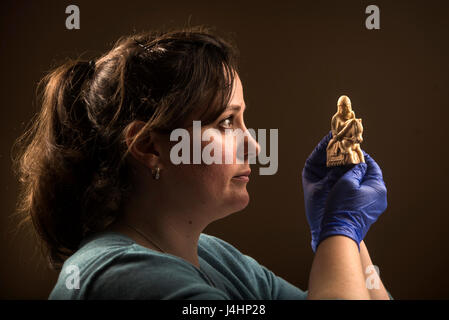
{"left": 317, "top": 153, "right": 388, "bottom": 251}
{"left": 302, "top": 131, "right": 349, "bottom": 253}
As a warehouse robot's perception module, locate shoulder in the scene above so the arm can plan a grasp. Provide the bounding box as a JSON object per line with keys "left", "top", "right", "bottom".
{"left": 198, "top": 233, "right": 240, "bottom": 255}
{"left": 49, "top": 232, "right": 228, "bottom": 300}
{"left": 198, "top": 233, "right": 281, "bottom": 279}
{"left": 198, "top": 233, "right": 255, "bottom": 270}
{"left": 198, "top": 233, "right": 264, "bottom": 271}
{"left": 85, "top": 243, "right": 227, "bottom": 299}
{"left": 198, "top": 234, "right": 308, "bottom": 300}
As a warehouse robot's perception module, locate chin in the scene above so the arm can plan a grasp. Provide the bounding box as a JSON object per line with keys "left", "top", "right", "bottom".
{"left": 231, "top": 191, "right": 250, "bottom": 212}
{"left": 216, "top": 192, "right": 249, "bottom": 219}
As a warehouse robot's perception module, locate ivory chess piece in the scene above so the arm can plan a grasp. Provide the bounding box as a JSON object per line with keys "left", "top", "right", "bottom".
{"left": 326, "top": 95, "right": 366, "bottom": 167}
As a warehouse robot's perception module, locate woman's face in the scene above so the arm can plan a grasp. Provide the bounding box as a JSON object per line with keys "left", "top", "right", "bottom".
{"left": 156, "top": 73, "right": 260, "bottom": 223}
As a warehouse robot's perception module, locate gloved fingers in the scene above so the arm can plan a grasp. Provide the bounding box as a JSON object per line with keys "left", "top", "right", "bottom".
{"left": 326, "top": 165, "right": 351, "bottom": 186}
{"left": 302, "top": 165, "right": 323, "bottom": 183}
{"left": 304, "top": 131, "right": 333, "bottom": 168}
{"left": 303, "top": 131, "right": 333, "bottom": 182}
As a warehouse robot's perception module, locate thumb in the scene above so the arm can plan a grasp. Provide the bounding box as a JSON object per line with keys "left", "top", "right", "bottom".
{"left": 334, "top": 163, "right": 368, "bottom": 190}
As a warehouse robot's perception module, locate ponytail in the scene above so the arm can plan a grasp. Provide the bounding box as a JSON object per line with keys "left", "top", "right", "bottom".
{"left": 12, "top": 58, "right": 118, "bottom": 269}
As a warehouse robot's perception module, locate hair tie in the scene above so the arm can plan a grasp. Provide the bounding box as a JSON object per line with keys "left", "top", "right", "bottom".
{"left": 88, "top": 59, "right": 96, "bottom": 70}
{"left": 133, "top": 38, "right": 166, "bottom": 54}
{"left": 134, "top": 38, "right": 149, "bottom": 50}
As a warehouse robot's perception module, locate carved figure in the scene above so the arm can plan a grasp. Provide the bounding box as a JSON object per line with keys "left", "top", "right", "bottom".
{"left": 326, "top": 95, "right": 365, "bottom": 167}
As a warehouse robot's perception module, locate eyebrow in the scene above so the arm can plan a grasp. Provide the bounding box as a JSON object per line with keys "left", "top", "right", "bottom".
{"left": 227, "top": 104, "right": 247, "bottom": 112}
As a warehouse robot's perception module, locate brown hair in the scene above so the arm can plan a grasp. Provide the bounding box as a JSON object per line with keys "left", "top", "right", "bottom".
{"left": 11, "top": 26, "right": 239, "bottom": 270}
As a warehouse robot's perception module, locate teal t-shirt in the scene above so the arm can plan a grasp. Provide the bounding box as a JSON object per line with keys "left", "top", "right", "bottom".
{"left": 48, "top": 231, "right": 309, "bottom": 299}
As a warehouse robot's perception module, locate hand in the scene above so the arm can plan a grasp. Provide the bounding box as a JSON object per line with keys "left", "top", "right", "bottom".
{"left": 317, "top": 153, "right": 388, "bottom": 251}
{"left": 302, "top": 131, "right": 349, "bottom": 252}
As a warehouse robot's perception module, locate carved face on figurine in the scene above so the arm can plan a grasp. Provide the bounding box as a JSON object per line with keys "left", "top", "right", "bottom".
{"left": 337, "top": 95, "right": 352, "bottom": 113}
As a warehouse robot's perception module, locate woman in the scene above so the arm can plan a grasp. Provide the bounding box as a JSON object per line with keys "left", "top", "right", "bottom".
{"left": 13, "top": 27, "right": 391, "bottom": 299}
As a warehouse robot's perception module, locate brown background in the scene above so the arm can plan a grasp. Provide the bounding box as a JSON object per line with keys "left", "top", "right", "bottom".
{"left": 1, "top": 0, "right": 448, "bottom": 299}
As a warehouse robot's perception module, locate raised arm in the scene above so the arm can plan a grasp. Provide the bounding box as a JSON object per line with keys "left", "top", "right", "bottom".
{"left": 335, "top": 119, "right": 354, "bottom": 140}
{"left": 307, "top": 236, "right": 370, "bottom": 299}
{"left": 302, "top": 135, "right": 388, "bottom": 300}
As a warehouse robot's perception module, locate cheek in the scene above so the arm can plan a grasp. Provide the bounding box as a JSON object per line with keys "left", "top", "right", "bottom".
{"left": 165, "top": 132, "right": 248, "bottom": 212}
{"left": 203, "top": 130, "right": 237, "bottom": 164}
{"left": 200, "top": 134, "right": 236, "bottom": 180}
{"left": 167, "top": 129, "right": 242, "bottom": 197}
{"left": 222, "top": 135, "right": 236, "bottom": 164}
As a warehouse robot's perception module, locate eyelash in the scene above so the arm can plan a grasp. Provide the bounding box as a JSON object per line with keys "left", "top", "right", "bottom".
{"left": 219, "top": 115, "right": 234, "bottom": 129}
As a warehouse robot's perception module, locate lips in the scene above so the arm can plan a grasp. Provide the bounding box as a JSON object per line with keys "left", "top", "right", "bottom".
{"left": 233, "top": 169, "right": 251, "bottom": 178}
{"left": 233, "top": 169, "right": 251, "bottom": 181}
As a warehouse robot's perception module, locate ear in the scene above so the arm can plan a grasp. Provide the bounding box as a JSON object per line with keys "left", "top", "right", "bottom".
{"left": 125, "top": 120, "right": 161, "bottom": 169}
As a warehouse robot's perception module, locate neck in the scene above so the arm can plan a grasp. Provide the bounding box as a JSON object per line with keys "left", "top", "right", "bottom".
{"left": 106, "top": 194, "right": 209, "bottom": 269}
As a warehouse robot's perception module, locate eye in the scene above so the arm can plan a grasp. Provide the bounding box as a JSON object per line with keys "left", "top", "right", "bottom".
{"left": 219, "top": 115, "right": 234, "bottom": 129}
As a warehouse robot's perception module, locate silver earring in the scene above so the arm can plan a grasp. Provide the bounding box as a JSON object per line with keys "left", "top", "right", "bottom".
{"left": 152, "top": 167, "right": 160, "bottom": 180}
